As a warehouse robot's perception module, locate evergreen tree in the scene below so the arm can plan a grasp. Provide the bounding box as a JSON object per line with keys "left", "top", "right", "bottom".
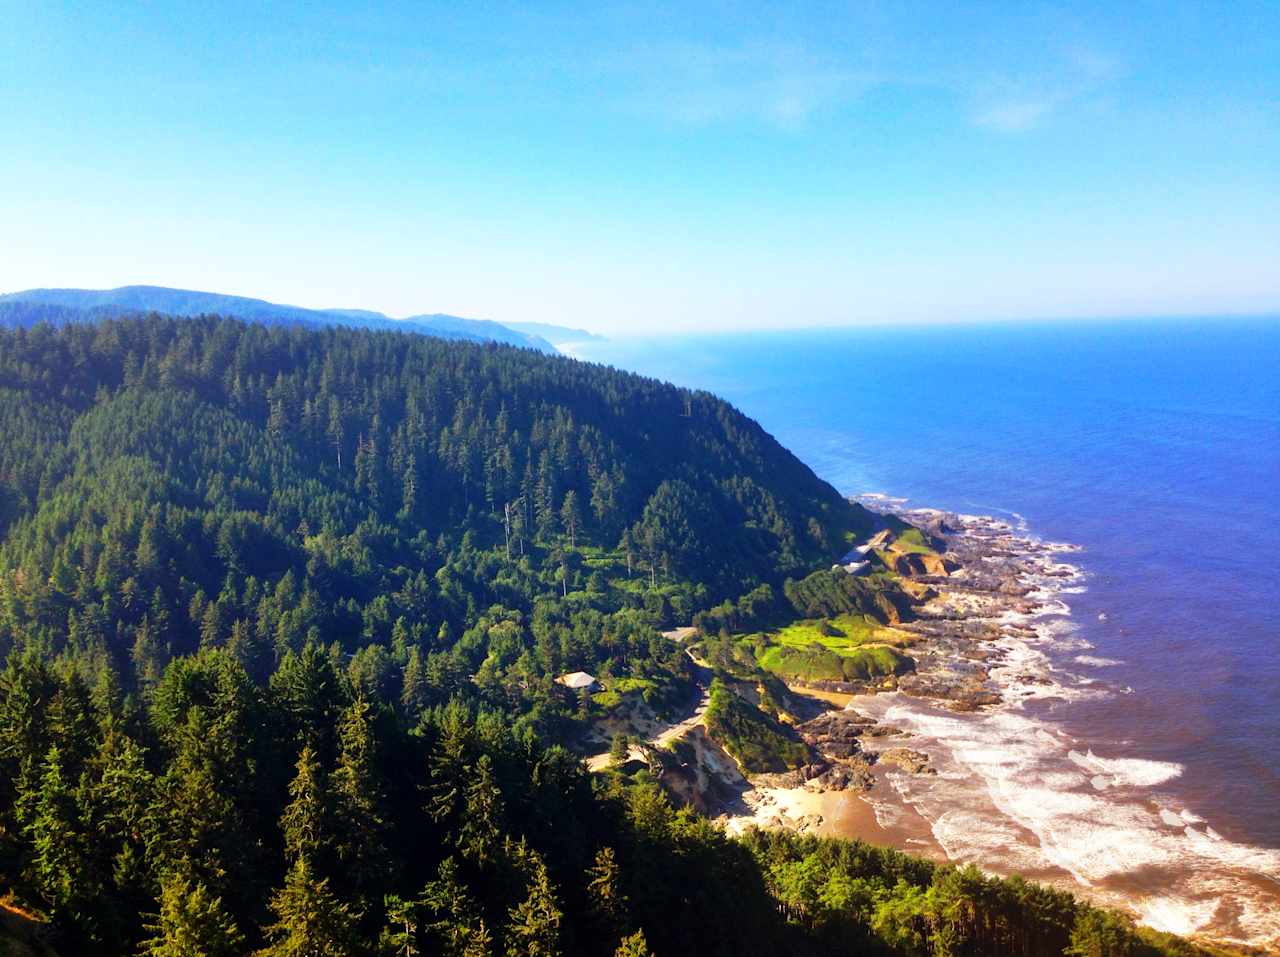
{"left": 281, "top": 745, "right": 328, "bottom": 868}
{"left": 421, "top": 857, "right": 489, "bottom": 957}
{"left": 399, "top": 648, "right": 429, "bottom": 721}
{"left": 618, "top": 528, "right": 634, "bottom": 578}
{"left": 379, "top": 894, "right": 421, "bottom": 957}
{"left": 503, "top": 840, "right": 562, "bottom": 957}
{"left": 138, "top": 870, "right": 246, "bottom": 957}
{"left": 1066, "top": 910, "right": 1142, "bottom": 957}
{"left": 560, "top": 490, "right": 582, "bottom": 548}
{"left": 25, "top": 745, "right": 89, "bottom": 914}
{"left": 457, "top": 753, "right": 503, "bottom": 867}
{"left": 586, "top": 845, "right": 628, "bottom": 941}
{"left": 258, "top": 856, "right": 361, "bottom": 957}
{"left": 614, "top": 930, "right": 654, "bottom": 957}
{"left": 426, "top": 700, "right": 472, "bottom": 825}
{"left": 608, "top": 734, "right": 629, "bottom": 768}
{"left": 332, "top": 696, "right": 391, "bottom": 899}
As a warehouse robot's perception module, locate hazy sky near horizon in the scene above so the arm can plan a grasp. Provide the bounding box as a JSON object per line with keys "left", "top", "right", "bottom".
{"left": 2, "top": 1, "right": 1278, "bottom": 335}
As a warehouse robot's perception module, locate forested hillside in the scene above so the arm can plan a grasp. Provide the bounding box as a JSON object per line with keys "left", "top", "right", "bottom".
{"left": 0, "top": 286, "right": 555, "bottom": 351}
{"left": 0, "top": 317, "right": 1208, "bottom": 956}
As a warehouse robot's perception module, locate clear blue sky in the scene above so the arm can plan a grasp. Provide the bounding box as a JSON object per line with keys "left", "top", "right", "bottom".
{"left": 2, "top": 1, "right": 1277, "bottom": 334}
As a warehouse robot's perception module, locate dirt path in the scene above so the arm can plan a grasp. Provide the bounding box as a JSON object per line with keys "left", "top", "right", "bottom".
{"left": 585, "top": 638, "right": 710, "bottom": 771}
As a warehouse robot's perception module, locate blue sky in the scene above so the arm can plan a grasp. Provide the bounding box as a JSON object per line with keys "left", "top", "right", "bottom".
{"left": 2, "top": 1, "right": 1277, "bottom": 334}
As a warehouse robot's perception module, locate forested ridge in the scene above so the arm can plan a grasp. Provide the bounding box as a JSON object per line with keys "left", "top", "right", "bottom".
{"left": 0, "top": 316, "right": 1212, "bottom": 956}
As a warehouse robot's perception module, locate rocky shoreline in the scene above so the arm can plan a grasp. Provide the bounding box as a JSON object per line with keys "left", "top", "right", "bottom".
{"left": 716, "top": 503, "right": 1086, "bottom": 832}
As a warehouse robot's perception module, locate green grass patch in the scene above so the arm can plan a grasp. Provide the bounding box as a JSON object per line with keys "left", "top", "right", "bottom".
{"left": 889, "top": 528, "right": 935, "bottom": 555}
{"left": 591, "top": 689, "right": 623, "bottom": 710}
{"left": 612, "top": 677, "right": 659, "bottom": 695}
{"left": 752, "top": 613, "right": 914, "bottom": 655}
{"left": 756, "top": 642, "right": 914, "bottom": 683}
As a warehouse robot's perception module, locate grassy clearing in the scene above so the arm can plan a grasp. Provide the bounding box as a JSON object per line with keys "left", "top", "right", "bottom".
{"left": 889, "top": 528, "right": 935, "bottom": 555}
{"left": 751, "top": 613, "right": 915, "bottom": 655}
{"left": 756, "top": 643, "right": 913, "bottom": 682}
{"left": 591, "top": 689, "right": 624, "bottom": 709}
{"left": 612, "top": 676, "right": 659, "bottom": 695}
{"left": 735, "top": 613, "right": 916, "bottom": 683}
{"left": 592, "top": 675, "right": 669, "bottom": 715}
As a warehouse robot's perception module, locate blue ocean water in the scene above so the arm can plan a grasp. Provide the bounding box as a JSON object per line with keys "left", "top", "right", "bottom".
{"left": 576, "top": 317, "right": 1280, "bottom": 853}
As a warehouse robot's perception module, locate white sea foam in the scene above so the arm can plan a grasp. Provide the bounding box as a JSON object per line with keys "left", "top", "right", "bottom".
{"left": 850, "top": 502, "right": 1280, "bottom": 946}
{"left": 1067, "top": 750, "right": 1184, "bottom": 788}
{"left": 868, "top": 690, "right": 1280, "bottom": 943}
{"left": 1137, "top": 896, "right": 1223, "bottom": 937}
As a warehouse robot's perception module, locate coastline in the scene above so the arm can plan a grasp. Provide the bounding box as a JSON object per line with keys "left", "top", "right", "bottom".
{"left": 713, "top": 497, "right": 1280, "bottom": 951}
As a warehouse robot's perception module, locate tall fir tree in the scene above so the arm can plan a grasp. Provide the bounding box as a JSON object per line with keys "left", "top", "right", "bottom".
{"left": 138, "top": 870, "right": 245, "bottom": 957}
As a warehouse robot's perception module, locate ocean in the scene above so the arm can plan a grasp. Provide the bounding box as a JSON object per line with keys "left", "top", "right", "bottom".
{"left": 571, "top": 318, "right": 1280, "bottom": 945}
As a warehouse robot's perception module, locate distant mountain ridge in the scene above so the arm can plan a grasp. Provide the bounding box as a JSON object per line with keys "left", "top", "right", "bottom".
{"left": 0, "top": 284, "right": 559, "bottom": 352}
{"left": 504, "top": 320, "right": 607, "bottom": 346}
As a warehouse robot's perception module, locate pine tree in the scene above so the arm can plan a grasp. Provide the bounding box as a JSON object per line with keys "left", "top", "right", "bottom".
{"left": 590, "top": 472, "right": 619, "bottom": 541}
{"left": 332, "top": 696, "right": 391, "bottom": 900}
{"left": 503, "top": 840, "right": 561, "bottom": 957}
{"left": 1066, "top": 910, "right": 1141, "bottom": 957}
{"left": 618, "top": 528, "right": 634, "bottom": 578}
{"left": 138, "top": 870, "right": 245, "bottom": 957}
{"left": 586, "top": 846, "right": 629, "bottom": 941}
{"left": 401, "top": 453, "right": 420, "bottom": 520}
{"left": 281, "top": 745, "right": 328, "bottom": 868}
{"left": 327, "top": 397, "right": 346, "bottom": 470}
{"left": 400, "top": 647, "right": 429, "bottom": 721}
{"left": 380, "top": 894, "right": 421, "bottom": 957}
{"left": 560, "top": 490, "right": 582, "bottom": 548}
{"left": 614, "top": 930, "right": 654, "bottom": 957}
{"left": 0, "top": 655, "right": 56, "bottom": 813}
{"left": 79, "top": 728, "right": 156, "bottom": 905}
{"left": 421, "top": 857, "right": 489, "bottom": 957}
{"left": 257, "top": 856, "right": 361, "bottom": 957}
{"left": 271, "top": 643, "right": 347, "bottom": 751}
{"left": 426, "top": 700, "right": 472, "bottom": 825}
{"left": 457, "top": 753, "right": 502, "bottom": 867}
{"left": 25, "top": 745, "right": 90, "bottom": 913}
{"left": 131, "top": 615, "right": 169, "bottom": 690}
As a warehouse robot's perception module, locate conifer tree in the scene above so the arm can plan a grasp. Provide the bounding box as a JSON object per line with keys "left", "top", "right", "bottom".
{"left": 25, "top": 745, "right": 89, "bottom": 914}
{"left": 380, "top": 893, "right": 421, "bottom": 957}
{"left": 80, "top": 728, "right": 156, "bottom": 905}
{"left": 560, "top": 490, "right": 582, "bottom": 548}
{"left": 332, "top": 696, "right": 391, "bottom": 899}
{"left": 131, "top": 615, "right": 169, "bottom": 690}
{"left": 258, "top": 856, "right": 361, "bottom": 957}
{"left": 499, "top": 844, "right": 560, "bottom": 957}
{"left": 614, "top": 930, "right": 654, "bottom": 957}
{"left": 138, "top": 871, "right": 245, "bottom": 957}
{"left": 421, "top": 857, "right": 489, "bottom": 957}
{"left": 618, "top": 528, "right": 635, "bottom": 578}
{"left": 400, "top": 647, "right": 429, "bottom": 721}
{"left": 586, "top": 845, "right": 628, "bottom": 939}
{"left": 608, "top": 734, "right": 629, "bottom": 768}
{"left": 281, "top": 745, "right": 328, "bottom": 868}
{"left": 426, "top": 699, "right": 472, "bottom": 825}
{"left": 457, "top": 753, "right": 502, "bottom": 867}
{"left": 503, "top": 839, "right": 562, "bottom": 957}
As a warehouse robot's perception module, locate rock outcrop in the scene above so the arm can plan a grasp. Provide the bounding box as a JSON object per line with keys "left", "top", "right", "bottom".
{"left": 876, "top": 747, "right": 935, "bottom": 775}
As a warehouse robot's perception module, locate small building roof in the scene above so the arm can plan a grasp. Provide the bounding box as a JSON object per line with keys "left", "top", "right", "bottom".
{"left": 557, "top": 671, "right": 598, "bottom": 689}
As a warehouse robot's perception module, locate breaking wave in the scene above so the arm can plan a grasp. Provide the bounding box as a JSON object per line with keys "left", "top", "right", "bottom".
{"left": 847, "top": 505, "right": 1280, "bottom": 948}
